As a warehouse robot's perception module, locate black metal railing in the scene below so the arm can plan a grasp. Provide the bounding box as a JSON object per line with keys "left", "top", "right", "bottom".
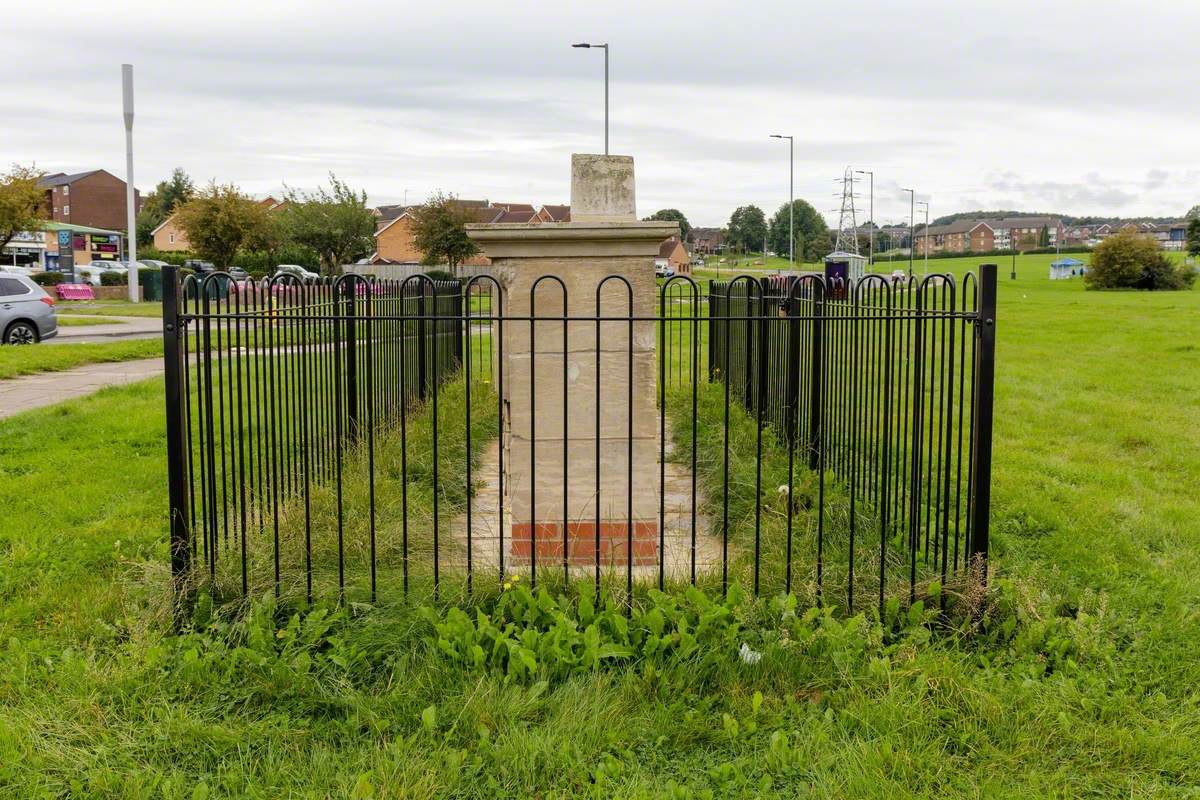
{"left": 162, "top": 264, "right": 996, "bottom": 616}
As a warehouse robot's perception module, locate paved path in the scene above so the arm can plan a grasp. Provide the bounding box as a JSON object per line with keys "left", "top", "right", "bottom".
{"left": 50, "top": 315, "right": 160, "bottom": 343}
{"left": 0, "top": 357, "right": 162, "bottom": 420}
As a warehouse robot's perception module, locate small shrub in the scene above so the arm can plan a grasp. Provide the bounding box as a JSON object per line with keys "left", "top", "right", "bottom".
{"left": 99, "top": 271, "right": 126, "bottom": 286}
{"left": 1085, "top": 230, "right": 1195, "bottom": 290}
{"left": 31, "top": 271, "right": 66, "bottom": 286}
{"left": 422, "top": 269, "right": 457, "bottom": 283}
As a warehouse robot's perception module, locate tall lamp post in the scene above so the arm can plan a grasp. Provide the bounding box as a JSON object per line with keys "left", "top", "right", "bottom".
{"left": 770, "top": 134, "right": 794, "bottom": 267}
{"left": 855, "top": 169, "right": 874, "bottom": 267}
{"left": 916, "top": 199, "right": 929, "bottom": 276}
{"left": 902, "top": 187, "right": 915, "bottom": 278}
{"left": 572, "top": 42, "right": 609, "bottom": 154}
{"left": 122, "top": 64, "right": 139, "bottom": 303}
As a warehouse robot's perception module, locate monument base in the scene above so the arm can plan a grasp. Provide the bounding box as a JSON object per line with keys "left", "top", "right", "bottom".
{"left": 509, "top": 521, "right": 658, "bottom": 567}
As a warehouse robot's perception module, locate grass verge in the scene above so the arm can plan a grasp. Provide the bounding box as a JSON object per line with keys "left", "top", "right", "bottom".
{"left": 0, "top": 338, "right": 162, "bottom": 380}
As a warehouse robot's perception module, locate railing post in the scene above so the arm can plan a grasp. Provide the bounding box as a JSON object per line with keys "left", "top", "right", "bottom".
{"left": 417, "top": 284, "right": 428, "bottom": 401}
{"left": 706, "top": 280, "right": 717, "bottom": 382}
{"left": 453, "top": 281, "right": 464, "bottom": 370}
{"left": 807, "top": 282, "right": 824, "bottom": 471}
{"left": 344, "top": 279, "right": 359, "bottom": 435}
{"left": 162, "top": 266, "right": 192, "bottom": 618}
{"left": 785, "top": 290, "right": 801, "bottom": 445}
{"left": 969, "top": 263, "right": 998, "bottom": 578}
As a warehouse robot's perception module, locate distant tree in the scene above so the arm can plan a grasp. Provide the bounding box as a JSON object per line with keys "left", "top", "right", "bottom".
{"left": 283, "top": 174, "right": 376, "bottom": 274}
{"left": 410, "top": 191, "right": 480, "bottom": 274}
{"left": 726, "top": 205, "right": 767, "bottom": 253}
{"left": 0, "top": 164, "right": 45, "bottom": 252}
{"left": 175, "top": 183, "right": 272, "bottom": 270}
{"left": 1085, "top": 230, "right": 1195, "bottom": 291}
{"left": 1187, "top": 217, "right": 1200, "bottom": 257}
{"left": 769, "top": 199, "right": 829, "bottom": 262}
{"left": 1185, "top": 205, "right": 1200, "bottom": 221}
{"left": 136, "top": 167, "right": 196, "bottom": 246}
{"left": 1038, "top": 224, "right": 1050, "bottom": 247}
{"left": 644, "top": 208, "right": 690, "bottom": 240}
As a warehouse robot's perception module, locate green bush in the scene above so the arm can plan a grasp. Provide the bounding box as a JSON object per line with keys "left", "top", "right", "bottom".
{"left": 237, "top": 244, "right": 320, "bottom": 274}
{"left": 422, "top": 269, "right": 457, "bottom": 282}
{"left": 99, "top": 271, "right": 126, "bottom": 286}
{"left": 137, "top": 247, "right": 191, "bottom": 266}
{"left": 31, "top": 271, "right": 66, "bottom": 286}
{"left": 1084, "top": 230, "right": 1195, "bottom": 290}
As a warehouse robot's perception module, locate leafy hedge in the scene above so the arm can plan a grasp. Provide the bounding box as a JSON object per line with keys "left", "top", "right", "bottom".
{"left": 31, "top": 271, "right": 66, "bottom": 287}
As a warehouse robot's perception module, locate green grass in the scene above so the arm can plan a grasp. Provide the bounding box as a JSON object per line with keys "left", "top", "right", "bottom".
{"left": 2, "top": 267, "right": 1200, "bottom": 795}
{"left": 0, "top": 338, "right": 162, "bottom": 380}
{"left": 57, "top": 300, "right": 165, "bottom": 318}
{"left": 56, "top": 315, "right": 126, "bottom": 327}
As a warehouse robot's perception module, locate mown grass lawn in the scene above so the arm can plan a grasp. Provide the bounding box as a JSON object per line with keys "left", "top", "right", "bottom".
{"left": 55, "top": 315, "right": 128, "bottom": 327}
{"left": 57, "top": 300, "right": 166, "bottom": 318}
{"left": 1, "top": 264, "right": 1200, "bottom": 796}
{"left": 0, "top": 338, "right": 162, "bottom": 380}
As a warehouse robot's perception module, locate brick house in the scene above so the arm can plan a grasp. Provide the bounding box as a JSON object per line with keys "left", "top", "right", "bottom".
{"left": 655, "top": 236, "right": 691, "bottom": 274}
{"left": 38, "top": 169, "right": 141, "bottom": 232}
{"left": 371, "top": 200, "right": 574, "bottom": 265}
{"left": 151, "top": 215, "right": 190, "bottom": 251}
{"left": 536, "top": 204, "right": 571, "bottom": 222}
{"left": 915, "top": 216, "right": 1064, "bottom": 255}
{"left": 687, "top": 227, "right": 724, "bottom": 254}
{"left": 372, "top": 200, "right": 505, "bottom": 265}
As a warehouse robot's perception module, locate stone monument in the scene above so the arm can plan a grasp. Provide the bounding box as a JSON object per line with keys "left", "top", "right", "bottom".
{"left": 466, "top": 154, "right": 677, "bottom": 568}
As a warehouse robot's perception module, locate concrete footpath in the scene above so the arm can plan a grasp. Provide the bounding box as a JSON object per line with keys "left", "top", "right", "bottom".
{"left": 0, "top": 357, "right": 163, "bottom": 420}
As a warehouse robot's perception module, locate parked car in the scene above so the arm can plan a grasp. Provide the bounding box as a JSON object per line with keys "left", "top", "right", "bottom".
{"left": 138, "top": 259, "right": 170, "bottom": 269}
{"left": 228, "top": 266, "right": 250, "bottom": 281}
{"left": 0, "top": 265, "right": 35, "bottom": 277}
{"left": 0, "top": 274, "right": 57, "bottom": 344}
{"left": 655, "top": 264, "right": 675, "bottom": 278}
{"left": 183, "top": 259, "right": 216, "bottom": 272}
{"left": 77, "top": 261, "right": 127, "bottom": 286}
{"left": 274, "top": 264, "right": 320, "bottom": 284}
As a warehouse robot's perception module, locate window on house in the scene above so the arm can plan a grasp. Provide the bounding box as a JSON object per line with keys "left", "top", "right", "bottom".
{"left": 63, "top": 186, "right": 70, "bottom": 197}
{"left": 169, "top": 233, "right": 175, "bottom": 244}
{"left": 63, "top": 205, "right": 70, "bottom": 215}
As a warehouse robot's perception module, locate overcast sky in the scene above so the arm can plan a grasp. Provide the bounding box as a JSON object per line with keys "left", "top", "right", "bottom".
{"left": 5, "top": 0, "right": 1198, "bottom": 227}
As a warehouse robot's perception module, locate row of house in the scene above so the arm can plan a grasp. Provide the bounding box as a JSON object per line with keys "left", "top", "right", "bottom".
{"left": 913, "top": 216, "right": 1065, "bottom": 256}
{"left": 913, "top": 215, "right": 1191, "bottom": 256}
{"left": 1063, "top": 220, "right": 1189, "bottom": 250}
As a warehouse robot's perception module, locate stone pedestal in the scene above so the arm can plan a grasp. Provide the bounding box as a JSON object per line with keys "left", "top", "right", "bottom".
{"left": 466, "top": 154, "right": 678, "bottom": 567}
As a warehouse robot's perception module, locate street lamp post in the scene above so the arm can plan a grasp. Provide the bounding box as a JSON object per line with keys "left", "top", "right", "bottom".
{"left": 122, "top": 64, "right": 139, "bottom": 303}
{"left": 855, "top": 169, "right": 874, "bottom": 267}
{"left": 902, "top": 188, "right": 915, "bottom": 278}
{"left": 916, "top": 199, "right": 929, "bottom": 277}
{"left": 770, "top": 134, "right": 794, "bottom": 267}
{"left": 572, "top": 42, "right": 609, "bottom": 154}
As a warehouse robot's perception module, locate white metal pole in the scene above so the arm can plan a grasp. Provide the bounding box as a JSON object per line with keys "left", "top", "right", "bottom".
{"left": 122, "top": 64, "right": 138, "bottom": 303}
{"left": 868, "top": 172, "right": 874, "bottom": 266}
{"left": 788, "top": 137, "right": 794, "bottom": 267}
{"left": 603, "top": 44, "right": 609, "bottom": 155}
{"left": 924, "top": 202, "right": 929, "bottom": 276}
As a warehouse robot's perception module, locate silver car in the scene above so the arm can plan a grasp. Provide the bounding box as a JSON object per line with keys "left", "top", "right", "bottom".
{"left": 0, "top": 274, "right": 58, "bottom": 344}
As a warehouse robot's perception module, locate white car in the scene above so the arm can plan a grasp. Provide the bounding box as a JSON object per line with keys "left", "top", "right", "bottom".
{"left": 77, "top": 261, "right": 127, "bottom": 286}
{"left": 0, "top": 265, "right": 35, "bottom": 277}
